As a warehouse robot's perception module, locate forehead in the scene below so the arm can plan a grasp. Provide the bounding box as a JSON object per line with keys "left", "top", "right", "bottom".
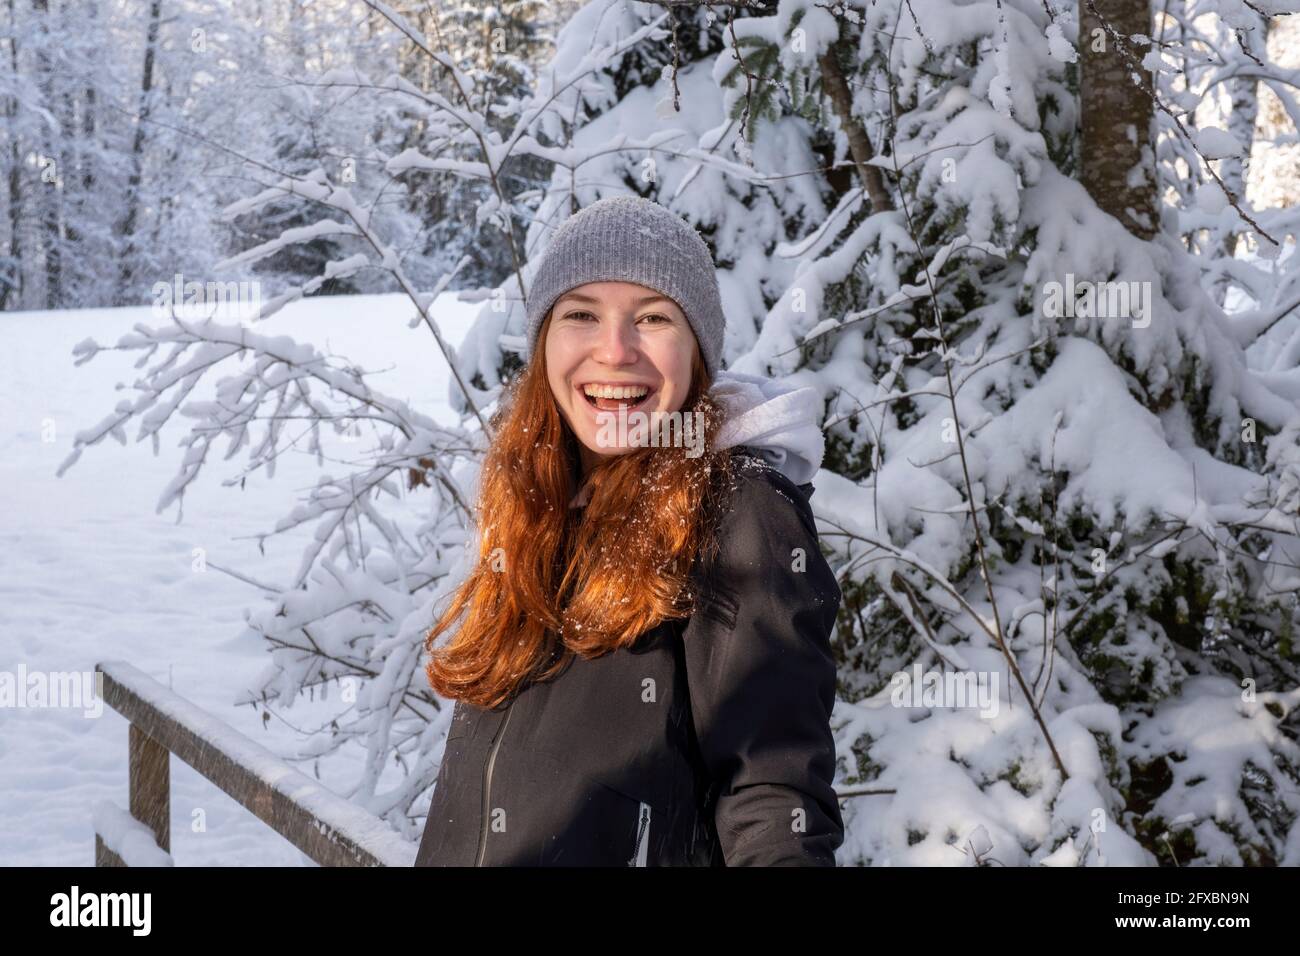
{"left": 555, "top": 282, "right": 682, "bottom": 311}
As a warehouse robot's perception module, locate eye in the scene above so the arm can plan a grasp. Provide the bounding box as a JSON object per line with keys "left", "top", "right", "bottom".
{"left": 639, "top": 313, "right": 672, "bottom": 324}
{"left": 562, "top": 310, "right": 597, "bottom": 322}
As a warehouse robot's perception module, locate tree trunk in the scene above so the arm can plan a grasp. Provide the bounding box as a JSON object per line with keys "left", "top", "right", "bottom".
{"left": 81, "top": 0, "right": 97, "bottom": 194}
{"left": 818, "top": 20, "right": 894, "bottom": 213}
{"left": 3, "top": 0, "right": 23, "bottom": 310}
{"left": 33, "top": 0, "right": 60, "bottom": 307}
{"left": 1215, "top": 11, "right": 1271, "bottom": 304}
{"left": 1080, "top": 0, "right": 1158, "bottom": 240}
{"left": 115, "top": 0, "right": 162, "bottom": 304}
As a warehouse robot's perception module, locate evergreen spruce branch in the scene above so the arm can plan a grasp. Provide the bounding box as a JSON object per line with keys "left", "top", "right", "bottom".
{"left": 880, "top": 29, "right": 1069, "bottom": 781}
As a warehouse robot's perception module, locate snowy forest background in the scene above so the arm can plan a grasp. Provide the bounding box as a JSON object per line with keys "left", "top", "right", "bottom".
{"left": 6, "top": 0, "right": 1300, "bottom": 866}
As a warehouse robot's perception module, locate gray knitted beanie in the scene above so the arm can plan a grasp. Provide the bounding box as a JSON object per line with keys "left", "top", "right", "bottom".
{"left": 523, "top": 195, "right": 727, "bottom": 378}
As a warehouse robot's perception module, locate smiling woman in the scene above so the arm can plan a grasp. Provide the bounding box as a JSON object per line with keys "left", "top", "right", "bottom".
{"left": 416, "top": 195, "right": 844, "bottom": 867}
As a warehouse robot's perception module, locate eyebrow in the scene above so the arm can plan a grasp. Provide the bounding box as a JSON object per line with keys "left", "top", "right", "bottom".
{"left": 555, "top": 292, "right": 675, "bottom": 308}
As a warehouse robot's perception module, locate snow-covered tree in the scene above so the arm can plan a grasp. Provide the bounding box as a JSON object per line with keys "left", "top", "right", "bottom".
{"left": 0, "top": 0, "right": 263, "bottom": 309}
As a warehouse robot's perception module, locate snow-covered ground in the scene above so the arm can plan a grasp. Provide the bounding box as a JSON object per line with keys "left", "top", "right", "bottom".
{"left": 0, "top": 292, "right": 480, "bottom": 865}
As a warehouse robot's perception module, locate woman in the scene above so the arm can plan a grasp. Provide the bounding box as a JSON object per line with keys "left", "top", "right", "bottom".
{"left": 415, "top": 195, "right": 844, "bottom": 866}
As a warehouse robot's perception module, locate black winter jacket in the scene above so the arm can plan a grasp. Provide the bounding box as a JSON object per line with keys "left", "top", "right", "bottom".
{"left": 414, "top": 448, "right": 844, "bottom": 866}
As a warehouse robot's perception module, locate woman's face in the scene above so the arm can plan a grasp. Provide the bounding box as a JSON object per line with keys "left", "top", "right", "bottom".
{"left": 544, "top": 280, "right": 699, "bottom": 475}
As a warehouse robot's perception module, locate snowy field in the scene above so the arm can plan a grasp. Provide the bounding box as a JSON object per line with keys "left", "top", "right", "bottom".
{"left": 0, "top": 293, "right": 480, "bottom": 866}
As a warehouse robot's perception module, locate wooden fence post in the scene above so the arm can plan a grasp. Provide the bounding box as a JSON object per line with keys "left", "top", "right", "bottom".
{"left": 129, "top": 723, "right": 170, "bottom": 854}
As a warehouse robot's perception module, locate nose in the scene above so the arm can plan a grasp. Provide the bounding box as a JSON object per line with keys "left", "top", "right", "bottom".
{"left": 592, "top": 316, "right": 639, "bottom": 366}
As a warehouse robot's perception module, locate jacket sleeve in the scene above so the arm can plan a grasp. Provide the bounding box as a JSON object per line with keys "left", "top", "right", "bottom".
{"left": 680, "top": 460, "right": 845, "bottom": 866}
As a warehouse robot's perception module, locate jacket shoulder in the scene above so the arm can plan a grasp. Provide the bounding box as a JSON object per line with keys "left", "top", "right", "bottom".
{"left": 688, "top": 447, "right": 832, "bottom": 609}
{"left": 717, "top": 447, "right": 819, "bottom": 545}
{"left": 726, "top": 444, "right": 789, "bottom": 483}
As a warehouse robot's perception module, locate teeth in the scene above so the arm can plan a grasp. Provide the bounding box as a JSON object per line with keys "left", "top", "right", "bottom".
{"left": 582, "top": 384, "right": 650, "bottom": 400}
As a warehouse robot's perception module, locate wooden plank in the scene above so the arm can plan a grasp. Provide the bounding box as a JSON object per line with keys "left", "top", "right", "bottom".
{"left": 94, "top": 834, "right": 125, "bottom": 867}
{"left": 92, "top": 801, "right": 175, "bottom": 866}
{"left": 129, "top": 724, "right": 170, "bottom": 853}
{"left": 96, "top": 661, "right": 415, "bottom": 867}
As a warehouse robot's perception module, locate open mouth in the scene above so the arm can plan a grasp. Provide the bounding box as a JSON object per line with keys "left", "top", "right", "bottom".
{"left": 579, "top": 384, "right": 656, "bottom": 413}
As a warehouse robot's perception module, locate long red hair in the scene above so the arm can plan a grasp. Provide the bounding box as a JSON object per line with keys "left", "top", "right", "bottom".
{"left": 424, "top": 309, "right": 738, "bottom": 708}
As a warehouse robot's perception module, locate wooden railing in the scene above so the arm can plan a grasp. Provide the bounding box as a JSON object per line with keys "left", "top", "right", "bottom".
{"left": 93, "top": 660, "right": 416, "bottom": 867}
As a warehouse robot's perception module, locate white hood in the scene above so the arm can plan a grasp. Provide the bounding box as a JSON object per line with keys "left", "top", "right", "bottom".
{"left": 711, "top": 369, "right": 825, "bottom": 486}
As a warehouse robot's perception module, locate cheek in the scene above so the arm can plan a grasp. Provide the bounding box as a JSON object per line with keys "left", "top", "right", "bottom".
{"left": 545, "top": 329, "right": 581, "bottom": 372}
{"left": 670, "top": 351, "right": 695, "bottom": 407}
{"left": 545, "top": 341, "right": 578, "bottom": 398}
{"left": 671, "top": 375, "right": 692, "bottom": 409}
{"left": 545, "top": 374, "right": 565, "bottom": 415}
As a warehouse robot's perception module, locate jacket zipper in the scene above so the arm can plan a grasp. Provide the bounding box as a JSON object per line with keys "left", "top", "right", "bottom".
{"left": 474, "top": 701, "right": 515, "bottom": 866}
{"left": 628, "top": 802, "right": 651, "bottom": 867}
